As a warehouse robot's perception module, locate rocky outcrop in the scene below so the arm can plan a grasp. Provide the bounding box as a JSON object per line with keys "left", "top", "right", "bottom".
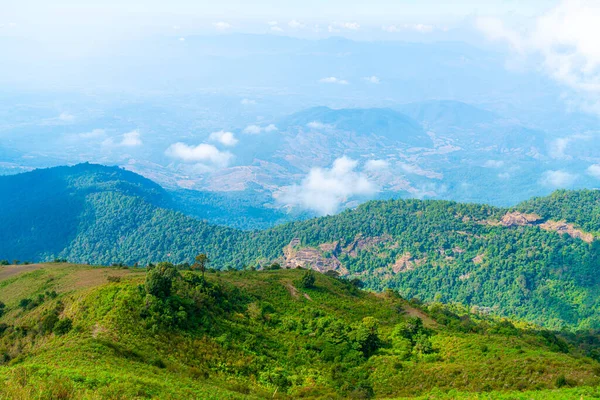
{"left": 392, "top": 252, "right": 426, "bottom": 273}
{"left": 343, "top": 234, "right": 394, "bottom": 257}
{"left": 283, "top": 239, "right": 349, "bottom": 275}
{"left": 539, "top": 221, "right": 594, "bottom": 243}
{"left": 490, "top": 212, "right": 595, "bottom": 243}
{"left": 472, "top": 254, "right": 485, "bottom": 265}
{"left": 500, "top": 212, "right": 542, "bottom": 227}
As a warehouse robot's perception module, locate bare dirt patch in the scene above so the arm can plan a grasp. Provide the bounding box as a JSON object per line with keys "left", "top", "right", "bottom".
{"left": 402, "top": 303, "right": 439, "bottom": 328}
{"left": 0, "top": 264, "right": 45, "bottom": 281}
{"left": 285, "top": 283, "right": 299, "bottom": 299}
{"left": 57, "top": 268, "right": 143, "bottom": 291}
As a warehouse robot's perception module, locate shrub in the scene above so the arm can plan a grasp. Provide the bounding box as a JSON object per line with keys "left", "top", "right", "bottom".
{"left": 19, "top": 298, "right": 32, "bottom": 309}
{"left": 555, "top": 374, "right": 568, "bottom": 388}
{"left": 299, "top": 270, "right": 316, "bottom": 289}
{"left": 0, "top": 301, "right": 5, "bottom": 317}
{"left": 53, "top": 318, "right": 73, "bottom": 335}
{"left": 145, "top": 262, "right": 180, "bottom": 299}
{"left": 40, "top": 313, "right": 59, "bottom": 334}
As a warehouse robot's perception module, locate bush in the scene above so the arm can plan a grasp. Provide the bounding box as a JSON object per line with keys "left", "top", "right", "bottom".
{"left": 299, "top": 270, "right": 316, "bottom": 289}
{"left": 53, "top": 318, "right": 73, "bottom": 335}
{"left": 0, "top": 301, "right": 5, "bottom": 317}
{"left": 555, "top": 374, "right": 568, "bottom": 388}
{"left": 19, "top": 298, "right": 32, "bottom": 309}
{"left": 40, "top": 313, "right": 59, "bottom": 334}
{"left": 145, "top": 262, "right": 180, "bottom": 299}
{"left": 265, "top": 263, "right": 281, "bottom": 271}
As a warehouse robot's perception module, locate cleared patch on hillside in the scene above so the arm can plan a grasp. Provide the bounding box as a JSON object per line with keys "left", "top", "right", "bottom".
{"left": 483, "top": 211, "right": 595, "bottom": 243}
{"left": 56, "top": 267, "right": 144, "bottom": 292}
{"left": 0, "top": 264, "right": 45, "bottom": 281}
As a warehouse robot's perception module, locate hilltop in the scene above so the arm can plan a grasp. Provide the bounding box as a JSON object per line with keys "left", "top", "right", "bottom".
{"left": 0, "top": 262, "right": 599, "bottom": 399}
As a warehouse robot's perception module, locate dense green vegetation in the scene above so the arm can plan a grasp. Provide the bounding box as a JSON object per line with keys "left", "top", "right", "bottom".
{"left": 0, "top": 263, "right": 599, "bottom": 399}
{"left": 2, "top": 165, "right": 600, "bottom": 331}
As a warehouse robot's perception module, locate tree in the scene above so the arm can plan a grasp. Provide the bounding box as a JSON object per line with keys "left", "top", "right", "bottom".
{"left": 353, "top": 316, "right": 381, "bottom": 358}
{"left": 300, "top": 270, "right": 316, "bottom": 288}
{"left": 145, "top": 262, "right": 180, "bottom": 299}
{"left": 0, "top": 301, "right": 5, "bottom": 317}
{"left": 193, "top": 254, "right": 209, "bottom": 278}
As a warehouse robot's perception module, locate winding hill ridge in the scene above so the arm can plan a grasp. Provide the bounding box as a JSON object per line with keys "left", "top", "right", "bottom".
{"left": 1, "top": 165, "right": 600, "bottom": 330}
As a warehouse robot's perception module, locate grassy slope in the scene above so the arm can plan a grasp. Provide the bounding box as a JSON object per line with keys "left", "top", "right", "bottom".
{"left": 0, "top": 263, "right": 599, "bottom": 399}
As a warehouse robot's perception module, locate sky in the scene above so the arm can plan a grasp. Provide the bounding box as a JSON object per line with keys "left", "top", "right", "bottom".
{"left": 2, "top": 0, "right": 557, "bottom": 41}
{"left": 2, "top": 0, "right": 600, "bottom": 114}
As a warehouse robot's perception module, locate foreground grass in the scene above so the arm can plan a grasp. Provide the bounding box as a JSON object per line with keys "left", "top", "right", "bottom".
{"left": 0, "top": 263, "right": 599, "bottom": 399}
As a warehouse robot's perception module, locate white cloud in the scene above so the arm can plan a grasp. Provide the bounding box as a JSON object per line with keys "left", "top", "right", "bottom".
{"left": 329, "top": 22, "right": 360, "bottom": 31}
{"left": 382, "top": 24, "right": 434, "bottom": 33}
{"left": 209, "top": 130, "right": 238, "bottom": 147}
{"left": 548, "top": 137, "right": 572, "bottom": 159}
{"left": 121, "top": 130, "right": 143, "bottom": 147}
{"left": 382, "top": 25, "right": 400, "bottom": 33}
{"left": 213, "top": 22, "right": 231, "bottom": 31}
{"left": 477, "top": 1, "right": 600, "bottom": 113}
{"left": 364, "top": 76, "right": 380, "bottom": 84}
{"left": 307, "top": 121, "right": 327, "bottom": 129}
{"left": 484, "top": 160, "right": 505, "bottom": 168}
{"left": 178, "top": 37, "right": 185, "bottom": 42}
{"left": 288, "top": 20, "right": 305, "bottom": 29}
{"left": 548, "top": 134, "right": 591, "bottom": 159}
{"left": 241, "top": 98, "right": 256, "bottom": 105}
{"left": 267, "top": 21, "right": 278, "bottom": 26}
{"left": 165, "top": 142, "right": 233, "bottom": 168}
{"left": 398, "top": 163, "right": 420, "bottom": 175}
{"left": 277, "top": 156, "right": 377, "bottom": 215}
{"left": 244, "top": 125, "right": 262, "bottom": 134}
{"left": 338, "top": 22, "right": 360, "bottom": 30}
{"left": 59, "top": 112, "right": 75, "bottom": 122}
{"left": 498, "top": 172, "right": 511, "bottom": 180}
{"left": 78, "top": 129, "right": 106, "bottom": 139}
{"left": 540, "top": 170, "right": 578, "bottom": 187}
{"left": 319, "top": 77, "right": 349, "bottom": 85}
{"left": 365, "top": 159, "right": 390, "bottom": 171}
{"left": 265, "top": 124, "right": 278, "bottom": 132}
{"left": 243, "top": 124, "right": 278, "bottom": 134}
{"left": 587, "top": 164, "right": 600, "bottom": 179}
{"left": 408, "top": 23, "right": 434, "bottom": 33}
{"left": 102, "top": 130, "right": 142, "bottom": 148}
{"left": 271, "top": 26, "right": 284, "bottom": 32}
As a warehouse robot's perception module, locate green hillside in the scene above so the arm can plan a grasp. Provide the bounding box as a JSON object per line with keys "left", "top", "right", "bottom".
{"left": 2, "top": 165, "right": 600, "bottom": 331}
{"left": 0, "top": 263, "right": 599, "bottom": 399}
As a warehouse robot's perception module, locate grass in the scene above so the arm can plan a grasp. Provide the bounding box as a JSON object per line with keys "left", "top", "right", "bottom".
{"left": 0, "top": 263, "right": 599, "bottom": 399}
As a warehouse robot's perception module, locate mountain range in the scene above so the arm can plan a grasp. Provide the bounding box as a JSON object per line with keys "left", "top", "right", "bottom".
{"left": 2, "top": 163, "right": 600, "bottom": 331}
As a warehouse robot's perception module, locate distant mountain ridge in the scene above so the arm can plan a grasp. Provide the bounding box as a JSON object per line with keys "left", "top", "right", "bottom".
{"left": 279, "top": 106, "right": 432, "bottom": 147}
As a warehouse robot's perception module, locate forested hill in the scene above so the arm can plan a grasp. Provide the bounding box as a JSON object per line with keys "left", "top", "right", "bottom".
{"left": 1, "top": 165, "right": 600, "bottom": 330}
{"left": 0, "top": 163, "right": 242, "bottom": 264}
